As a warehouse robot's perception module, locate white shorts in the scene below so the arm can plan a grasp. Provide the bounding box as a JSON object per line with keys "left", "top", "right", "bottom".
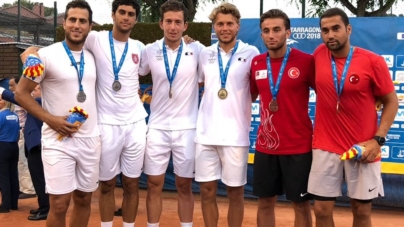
{"left": 41, "top": 136, "right": 101, "bottom": 195}
{"left": 308, "top": 149, "right": 384, "bottom": 200}
{"left": 195, "top": 144, "right": 248, "bottom": 187}
{"left": 144, "top": 128, "right": 196, "bottom": 178}
{"left": 99, "top": 120, "right": 147, "bottom": 181}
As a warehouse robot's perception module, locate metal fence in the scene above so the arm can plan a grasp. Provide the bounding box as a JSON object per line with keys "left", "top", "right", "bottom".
{"left": 0, "top": 1, "right": 57, "bottom": 46}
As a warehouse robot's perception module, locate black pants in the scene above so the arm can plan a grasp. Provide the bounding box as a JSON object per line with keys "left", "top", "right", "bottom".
{"left": 0, "top": 141, "right": 19, "bottom": 210}
{"left": 27, "top": 144, "right": 49, "bottom": 212}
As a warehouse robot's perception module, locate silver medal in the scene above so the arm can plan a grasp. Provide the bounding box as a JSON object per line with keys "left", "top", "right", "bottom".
{"left": 77, "top": 91, "right": 86, "bottom": 103}
{"left": 112, "top": 80, "right": 122, "bottom": 91}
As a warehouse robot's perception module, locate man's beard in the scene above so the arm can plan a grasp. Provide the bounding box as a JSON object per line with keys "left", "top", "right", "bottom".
{"left": 65, "top": 32, "right": 88, "bottom": 46}
{"left": 326, "top": 40, "right": 345, "bottom": 51}
{"left": 266, "top": 42, "right": 285, "bottom": 52}
{"left": 218, "top": 35, "right": 236, "bottom": 45}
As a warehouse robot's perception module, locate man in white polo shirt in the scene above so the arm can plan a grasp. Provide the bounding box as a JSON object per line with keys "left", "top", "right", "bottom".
{"left": 195, "top": 2, "right": 259, "bottom": 227}
{"left": 20, "top": 1, "right": 146, "bottom": 226}
{"left": 16, "top": 1, "right": 100, "bottom": 226}
{"left": 83, "top": 1, "right": 147, "bottom": 227}
{"left": 139, "top": 1, "right": 204, "bottom": 227}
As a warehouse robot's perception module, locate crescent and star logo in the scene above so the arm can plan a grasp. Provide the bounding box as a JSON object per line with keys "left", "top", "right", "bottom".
{"left": 288, "top": 67, "right": 300, "bottom": 79}
{"left": 349, "top": 74, "right": 359, "bottom": 84}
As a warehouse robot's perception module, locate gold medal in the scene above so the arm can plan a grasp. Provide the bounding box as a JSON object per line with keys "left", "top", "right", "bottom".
{"left": 218, "top": 88, "right": 228, "bottom": 99}
{"left": 269, "top": 99, "right": 278, "bottom": 112}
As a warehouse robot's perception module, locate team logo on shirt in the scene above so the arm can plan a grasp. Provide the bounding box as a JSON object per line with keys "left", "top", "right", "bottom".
{"left": 185, "top": 52, "right": 193, "bottom": 56}
{"left": 132, "top": 54, "right": 139, "bottom": 64}
{"left": 349, "top": 74, "right": 360, "bottom": 84}
{"left": 156, "top": 49, "right": 163, "bottom": 61}
{"left": 288, "top": 67, "right": 300, "bottom": 79}
{"left": 208, "top": 51, "right": 216, "bottom": 64}
{"left": 238, "top": 57, "right": 247, "bottom": 62}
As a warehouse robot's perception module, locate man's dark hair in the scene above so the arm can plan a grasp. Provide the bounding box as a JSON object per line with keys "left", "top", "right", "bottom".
{"left": 64, "top": 0, "right": 93, "bottom": 24}
{"left": 320, "top": 7, "right": 350, "bottom": 27}
{"left": 260, "top": 9, "right": 290, "bottom": 30}
{"left": 112, "top": 0, "right": 141, "bottom": 20}
{"left": 13, "top": 75, "right": 20, "bottom": 84}
{"left": 160, "top": 0, "right": 188, "bottom": 23}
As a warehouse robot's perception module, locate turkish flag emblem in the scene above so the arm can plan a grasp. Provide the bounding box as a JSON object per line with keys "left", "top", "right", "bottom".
{"left": 349, "top": 74, "right": 360, "bottom": 84}
{"left": 132, "top": 54, "right": 139, "bottom": 64}
{"left": 288, "top": 67, "right": 300, "bottom": 79}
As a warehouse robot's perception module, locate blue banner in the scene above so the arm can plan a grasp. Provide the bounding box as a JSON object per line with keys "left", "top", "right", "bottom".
{"left": 213, "top": 17, "right": 404, "bottom": 174}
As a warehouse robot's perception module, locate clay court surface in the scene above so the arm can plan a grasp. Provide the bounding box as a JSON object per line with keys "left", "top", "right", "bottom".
{"left": 1, "top": 188, "right": 403, "bottom": 227}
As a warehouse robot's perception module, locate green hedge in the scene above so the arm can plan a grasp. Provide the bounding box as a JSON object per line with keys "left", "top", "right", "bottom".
{"left": 56, "top": 22, "right": 212, "bottom": 84}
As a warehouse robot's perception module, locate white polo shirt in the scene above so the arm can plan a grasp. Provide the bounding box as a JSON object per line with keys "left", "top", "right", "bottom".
{"left": 85, "top": 31, "right": 148, "bottom": 125}
{"left": 35, "top": 42, "right": 99, "bottom": 138}
{"left": 195, "top": 40, "right": 259, "bottom": 146}
{"left": 139, "top": 38, "right": 204, "bottom": 130}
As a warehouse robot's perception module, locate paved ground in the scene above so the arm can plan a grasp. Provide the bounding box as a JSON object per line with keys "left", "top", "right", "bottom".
{"left": 1, "top": 188, "right": 403, "bottom": 227}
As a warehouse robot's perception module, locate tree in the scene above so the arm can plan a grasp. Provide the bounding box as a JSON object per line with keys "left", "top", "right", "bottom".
{"left": 1, "top": 0, "right": 54, "bottom": 17}
{"left": 1, "top": 3, "right": 12, "bottom": 8}
{"left": 1, "top": 0, "right": 34, "bottom": 10}
{"left": 140, "top": 0, "right": 225, "bottom": 22}
{"left": 289, "top": 0, "right": 400, "bottom": 17}
{"left": 44, "top": 7, "right": 54, "bottom": 17}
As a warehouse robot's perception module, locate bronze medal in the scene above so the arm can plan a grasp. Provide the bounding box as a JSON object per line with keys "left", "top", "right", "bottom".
{"left": 218, "top": 88, "right": 228, "bottom": 99}
{"left": 269, "top": 99, "right": 278, "bottom": 112}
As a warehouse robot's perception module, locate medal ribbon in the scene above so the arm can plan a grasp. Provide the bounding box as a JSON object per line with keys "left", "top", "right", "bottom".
{"left": 266, "top": 47, "right": 291, "bottom": 100}
{"left": 62, "top": 41, "right": 84, "bottom": 93}
{"left": 109, "top": 31, "right": 128, "bottom": 82}
{"left": 331, "top": 46, "right": 354, "bottom": 103}
{"left": 217, "top": 41, "right": 239, "bottom": 89}
{"left": 163, "top": 40, "right": 183, "bottom": 90}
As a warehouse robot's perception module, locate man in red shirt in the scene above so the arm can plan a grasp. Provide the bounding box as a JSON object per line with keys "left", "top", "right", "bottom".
{"left": 250, "top": 9, "right": 315, "bottom": 227}
{"left": 308, "top": 8, "right": 398, "bottom": 227}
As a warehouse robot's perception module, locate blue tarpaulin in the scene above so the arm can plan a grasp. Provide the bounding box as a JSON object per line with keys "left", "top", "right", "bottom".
{"left": 136, "top": 17, "right": 404, "bottom": 209}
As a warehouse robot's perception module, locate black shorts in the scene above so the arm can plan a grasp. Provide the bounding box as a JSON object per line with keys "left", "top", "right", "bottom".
{"left": 253, "top": 151, "right": 313, "bottom": 202}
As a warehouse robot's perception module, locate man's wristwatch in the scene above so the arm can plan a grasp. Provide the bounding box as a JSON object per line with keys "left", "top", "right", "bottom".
{"left": 373, "top": 136, "right": 386, "bottom": 146}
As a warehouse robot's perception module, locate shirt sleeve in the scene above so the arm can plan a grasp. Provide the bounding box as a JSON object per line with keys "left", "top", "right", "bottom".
{"left": 198, "top": 51, "right": 205, "bottom": 83}
{"left": 250, "top": 56, "right": 258, "bottom": 94}
{"left": 139, "top": 45, "right": 150, "bottom": 76}
{"left": 372, "top": 56, "right": 395, "bottom": 96}
{"left": 247, "top": 47, "right": 260, "bottom": 79}
{"left": 84, "top": 31, "right": 98, "bottom": 53}
{"left": 197, "top": 41, "right": 206, "bottom": 52}
{"left": 312, "top": 43, "right": 324, "bottom": 57}
{"left": 308, "top": 55, "right": 316, "bottom": 91}
{"left": 25, "top": 48, "right": 47, "bottom": 84}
